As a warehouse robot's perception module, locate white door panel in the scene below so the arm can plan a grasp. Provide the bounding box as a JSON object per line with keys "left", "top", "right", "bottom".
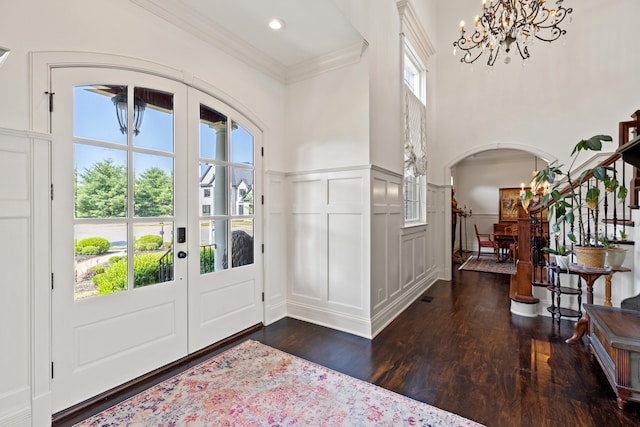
{"left": 186, "top": 88, "right": 262, "bottom": 353}
{"left": 51, "top": 68, "right": 188, "bottom": 411}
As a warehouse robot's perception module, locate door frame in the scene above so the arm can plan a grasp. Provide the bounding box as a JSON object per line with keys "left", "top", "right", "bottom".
{"left": 30, "top": 51, "right": 266, "bottom": 424}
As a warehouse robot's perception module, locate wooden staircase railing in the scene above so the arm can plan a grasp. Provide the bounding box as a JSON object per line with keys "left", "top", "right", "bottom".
{"left": 510, "top": 109, "right": 639, "bottom": 305}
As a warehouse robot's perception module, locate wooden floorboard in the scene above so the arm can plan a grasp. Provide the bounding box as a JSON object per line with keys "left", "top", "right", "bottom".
{"left": 54, "top": 267, "right": 640, "bottom": 426}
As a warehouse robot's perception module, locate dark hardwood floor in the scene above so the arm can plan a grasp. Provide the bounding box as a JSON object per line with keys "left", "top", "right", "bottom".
{"left": 56, "top": 267, "right": 640, "bottom": 426}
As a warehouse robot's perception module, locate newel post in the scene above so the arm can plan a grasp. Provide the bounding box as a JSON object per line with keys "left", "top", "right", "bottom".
{"left": 510, "top": 202, "right": 540, "bottom": 315}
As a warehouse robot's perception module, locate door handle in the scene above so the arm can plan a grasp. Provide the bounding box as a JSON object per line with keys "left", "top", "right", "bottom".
{"left": 177, "top": 251, "right": 187, "bottom": 259}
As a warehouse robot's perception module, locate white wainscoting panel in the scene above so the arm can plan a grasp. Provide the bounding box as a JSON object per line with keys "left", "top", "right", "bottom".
{"left": 287, "top": 168, "right": 371, "bottom": 337}
{"left": 328, "top": 213, "right": 364, "bottom": 308}
{"left": 426, "top": 184, "right": 445, "bottom": 279}
{"left": 401, "top": 225, "right": 427, "bottom": 290}
{"left": 291, "top": 212, "right": 325, "bottom": 300}
{"left": 0, "top": 129, "right": 50, "bottom": 427}
{"left": 264, "top": 172, "right": 287, "bottom": 324}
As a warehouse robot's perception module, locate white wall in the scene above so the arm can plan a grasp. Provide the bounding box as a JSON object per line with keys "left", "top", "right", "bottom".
{"left": 337, "top": 0, "right": 404, "bottom": 173}
{"left": 0, "top": 1, "right": 289, "bottom": 425}
{"left": 284, "top": 59, "right": 369, "bottom": 172}
{"left": 434, "top": 0, "right": 640, "bottom": 186}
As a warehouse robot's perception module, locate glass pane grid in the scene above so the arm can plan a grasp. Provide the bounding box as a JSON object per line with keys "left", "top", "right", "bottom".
{"left": 73, "top": 84, "right": 177, "bottom": 300}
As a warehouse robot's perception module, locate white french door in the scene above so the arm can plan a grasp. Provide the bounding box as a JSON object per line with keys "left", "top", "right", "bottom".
{"left": 51, "top": 68, "right": 262, "bottom": 411}
{"left": 186, "top": 88, "right": 262, "bottom": 353}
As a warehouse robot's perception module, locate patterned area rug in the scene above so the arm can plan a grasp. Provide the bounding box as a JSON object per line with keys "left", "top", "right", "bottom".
{"left": 459, "top": 254, "right": 516, "bottom": 275}
{"left": 74, "top": 340, "right": 484, "bottom": 426}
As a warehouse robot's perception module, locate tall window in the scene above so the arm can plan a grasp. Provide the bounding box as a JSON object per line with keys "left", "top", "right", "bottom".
{"left": 399, "top": 0, "right": 434, "bottom": 225}
{"left": 403, "top": 42, "right": 427, "bottom": 223}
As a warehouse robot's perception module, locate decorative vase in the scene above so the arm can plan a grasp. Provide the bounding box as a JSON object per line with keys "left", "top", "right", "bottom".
{"left": 554, "top": 254, "right": 570, "bottom": 271}
{"left": 605, "top": 247, "right": 627, "bottom": 268}
{"left": 573, "top": 246, "right": 607, "bottom": 268}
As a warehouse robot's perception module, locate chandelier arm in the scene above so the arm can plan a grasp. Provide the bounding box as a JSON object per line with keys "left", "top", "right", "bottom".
{"left": 535, "top": 26, "right": 565, "bottom": 43}
{"left": 487, "top": 46, "right": 500, "bottom": 66}
{"left": 516, "top": 43, "right": 530, "bottom": 61}
{"left": 533, "top": 6, "right": 572, "bottom": 30}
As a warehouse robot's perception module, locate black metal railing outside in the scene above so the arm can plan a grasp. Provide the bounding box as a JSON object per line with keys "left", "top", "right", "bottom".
{"left": 158, "top": 248, "right": 174, "bottom": 282}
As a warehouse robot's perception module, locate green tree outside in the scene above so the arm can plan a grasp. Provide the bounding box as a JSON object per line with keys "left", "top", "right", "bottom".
{"left": 75, "top": 159, "right": 127, "bottom": 218}
{"left": 135, "top": 167, "right": 174, "bottom": 217}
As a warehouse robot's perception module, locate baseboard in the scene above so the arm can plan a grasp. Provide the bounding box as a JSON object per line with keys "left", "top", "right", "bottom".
{"left": 286, "top": 302, "right": 373, "bottom": 339}
{"left": 370, "top": 274, "right": 435, "bottom": 338}
{"left": 264, "top": 300, "right": 287, "bottom": 325}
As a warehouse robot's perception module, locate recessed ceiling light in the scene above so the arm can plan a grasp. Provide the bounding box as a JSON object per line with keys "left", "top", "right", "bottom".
{"left": 268, "top": 18, "right": 285, "bottom": 31}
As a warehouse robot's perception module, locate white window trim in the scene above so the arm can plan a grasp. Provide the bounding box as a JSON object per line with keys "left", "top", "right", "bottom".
{"left": 398, "top": 0, "right": 434, "bottom": 225}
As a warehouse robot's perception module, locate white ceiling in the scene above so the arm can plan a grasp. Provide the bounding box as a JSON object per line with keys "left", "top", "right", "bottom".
{"left": 133, "top": 0, "right": 365, "bottom": 81}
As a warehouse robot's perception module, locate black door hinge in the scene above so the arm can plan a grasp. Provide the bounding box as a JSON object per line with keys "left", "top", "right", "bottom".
{"left": 261, "top": 244, "right": 264, "bottom": 253}
{"left": 261, "top": 195, "right": 264, "bottom": 205}
{"left": 45, "top": 91, "right": 55, "bottom": 112}
{"left": 51, "top": 273, "right": 54, "bottom": 290}
{"left": 51, "top": 362, "right": 54, "bottom": 379}
{"left": 261, "top": 147, "right": 264, "bottom": 157}
{"left": 51, "top": 184, "right": 54, "bottom": 201}
{"left": 262, "top": 292, "right": 264, "bottom": 302}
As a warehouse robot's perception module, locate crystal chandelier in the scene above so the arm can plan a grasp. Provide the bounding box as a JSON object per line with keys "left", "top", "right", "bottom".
{"left": 453, "top": 0, "right": 572, "bottom": 66}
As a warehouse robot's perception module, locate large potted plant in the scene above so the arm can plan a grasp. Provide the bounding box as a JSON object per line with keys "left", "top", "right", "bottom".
{"left": 527, "top": 135, "right": 627, "bottom": 268}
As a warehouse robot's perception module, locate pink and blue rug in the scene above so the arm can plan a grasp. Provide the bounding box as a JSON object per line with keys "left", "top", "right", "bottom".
{"left": 75, "top": 340, "right": 484, "bottom": 426}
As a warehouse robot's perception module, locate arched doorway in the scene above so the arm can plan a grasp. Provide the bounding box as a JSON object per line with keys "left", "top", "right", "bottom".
{"left": 448, "top": 147, "right": 554, "bottom": 263}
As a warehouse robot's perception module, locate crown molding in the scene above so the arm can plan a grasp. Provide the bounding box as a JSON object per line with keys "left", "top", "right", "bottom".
{"left": 286, "top": 40, "right": 369, "bottom": 84}
{"left": 130, "top": 0, "right": 286, "bottom": 83}
{"left": 397, "top": 0, "right": 435, "bottom": 62}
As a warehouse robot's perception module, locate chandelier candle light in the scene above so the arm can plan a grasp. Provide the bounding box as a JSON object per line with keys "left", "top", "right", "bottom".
{"left": 453, "top": 0, "right": 572, "bottom": 66}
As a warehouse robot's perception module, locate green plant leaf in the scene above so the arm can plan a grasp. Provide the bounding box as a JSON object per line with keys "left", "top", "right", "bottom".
{"left": 592, "top": 165, "right": 608, "bottom": 181}
{"left": 585, "top": 187, "right": 600, "bottom": 202}
{"left": 565, "top": 210, "right": 574, "bottom": 224}
{"left": 618, "top": 186, "right": 628, "bottom": 201}
{"left": 571, "top": 135, "right": 612, "bottom": 155}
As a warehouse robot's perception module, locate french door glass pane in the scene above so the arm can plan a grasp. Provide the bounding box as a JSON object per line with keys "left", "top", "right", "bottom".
{"left": 134, "top": 153, "right": 174, "bottom": 217}
{"left": 199, "top": 105, "right": 227, "bottom": 160}
{"left": 231, "top": 167, "right": 253, "bottom": 216}
{"left": 74, "top": 223, "right": 127, "bottom": 300}
{"left": 231, "top": 121, "right": 254, "bottom": 165}
{"left": 231, "top": 219, "right": 254, "bottom": 267}
{"left": 133, "top": 222, "right": 174, "bottom": 288}
{"left": 74, "top": 85, "right": 127, "bottom": 145}
{"left": 199, "top": 219, "right": 228, "bottom": 274}
{"left": 133, "top": 87, "right": 174, "bottom": 152}
{"left": 199, "top": 162, "right": 227, "bottom": 216}
{"left": 73, "top": 82, "right": 178, "bottom": 301}
{"left": 74, "top": 143, "right": 127, "bottom": 219}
